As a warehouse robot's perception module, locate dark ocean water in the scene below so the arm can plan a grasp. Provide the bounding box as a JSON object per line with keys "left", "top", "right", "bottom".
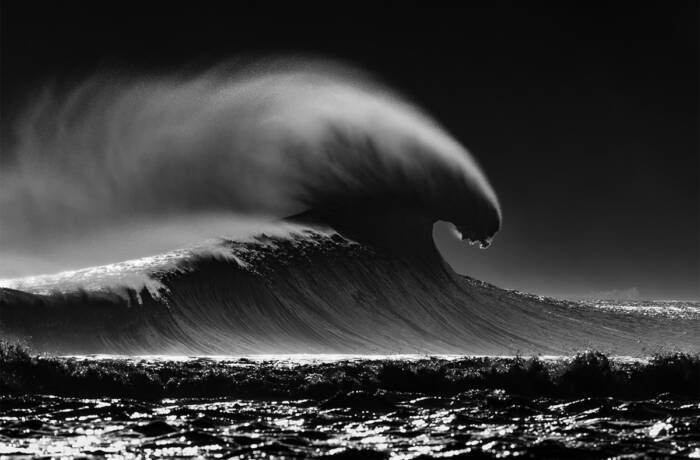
{"left": 2, "top": 355, "right": 699, "bottom": 459}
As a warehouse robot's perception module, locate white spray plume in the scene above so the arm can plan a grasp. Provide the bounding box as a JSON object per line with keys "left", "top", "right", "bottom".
{"left": 0, "top": 58, "right": 500, "bottom": 278}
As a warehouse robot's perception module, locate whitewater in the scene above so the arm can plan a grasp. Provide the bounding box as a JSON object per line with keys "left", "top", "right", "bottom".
{"left": 1, "top": 59, "right": 698, "bottom": 356}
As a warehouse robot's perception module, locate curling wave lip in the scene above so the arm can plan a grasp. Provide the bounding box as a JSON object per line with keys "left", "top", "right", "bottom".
{"left": 0, "top": 58, "right": 499, "bottom": 278}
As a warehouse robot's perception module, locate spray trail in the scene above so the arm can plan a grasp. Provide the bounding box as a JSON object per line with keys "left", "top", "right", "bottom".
{"left": 0, "top": 59, "right": 499, "bottom": 278}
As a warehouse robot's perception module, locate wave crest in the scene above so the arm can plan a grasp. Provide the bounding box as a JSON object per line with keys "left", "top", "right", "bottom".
{"left": 1, "top": 58, "right": 500, "bottom": 277}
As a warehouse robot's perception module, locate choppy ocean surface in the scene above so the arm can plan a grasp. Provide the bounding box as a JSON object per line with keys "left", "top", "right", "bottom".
{"left": 3, "top": 390, "right": 699, "bottom": 459}
{"left": 2, "top": 348, "right": 699, "bottom": 458}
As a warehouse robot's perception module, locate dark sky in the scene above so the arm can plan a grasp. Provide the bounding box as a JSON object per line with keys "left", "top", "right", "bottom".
{"left": 1, "top": 1, "right": 698, "bottom": 300}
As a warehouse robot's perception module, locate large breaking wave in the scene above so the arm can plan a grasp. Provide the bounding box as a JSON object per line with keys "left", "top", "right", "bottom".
{"left": 1, "top": 59, "right": 696, "bottom": 355}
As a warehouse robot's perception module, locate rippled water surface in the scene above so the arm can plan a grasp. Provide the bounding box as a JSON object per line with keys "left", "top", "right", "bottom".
{"left": 2, "top": 376, "right": 699, "bottom": 458}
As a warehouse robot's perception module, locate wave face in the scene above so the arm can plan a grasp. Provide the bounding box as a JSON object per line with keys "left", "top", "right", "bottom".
{"left": 2, "top": 224, "right": 698, "bottom": 355}
{"left": 1, "top": 59, "right": 697, "bottom": 356}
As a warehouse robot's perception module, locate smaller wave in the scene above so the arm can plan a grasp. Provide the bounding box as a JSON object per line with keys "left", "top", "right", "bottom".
{"left": 2, "top": 343, "right": 698, "bottom": 400}
{"left": 581, "top": 299, "right": 700, "bottom": 320}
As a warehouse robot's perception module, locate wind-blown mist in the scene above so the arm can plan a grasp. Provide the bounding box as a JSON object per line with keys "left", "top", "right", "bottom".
{"left": 0, "top": 59, "right": 500, "bottom": 279}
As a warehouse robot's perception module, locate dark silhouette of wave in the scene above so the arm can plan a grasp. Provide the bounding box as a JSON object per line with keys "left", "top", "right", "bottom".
{"left": 2, "top": 341, "right": 698, "bottom": 400}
